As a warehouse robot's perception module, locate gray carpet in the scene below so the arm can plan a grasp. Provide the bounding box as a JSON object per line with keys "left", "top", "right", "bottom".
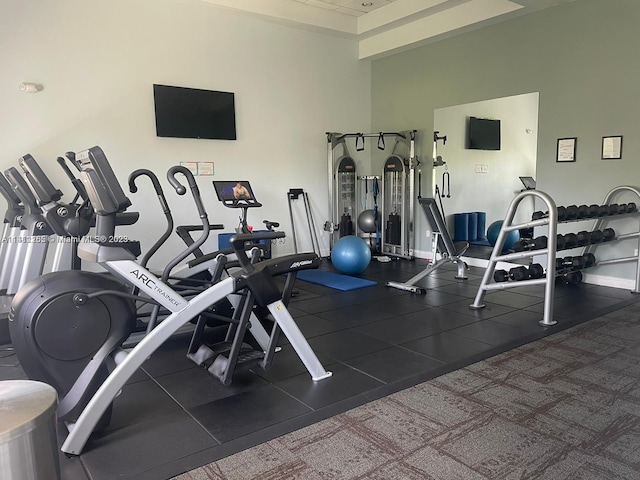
{"left": 173, "top": 302, "right": 640, "bottom": 479}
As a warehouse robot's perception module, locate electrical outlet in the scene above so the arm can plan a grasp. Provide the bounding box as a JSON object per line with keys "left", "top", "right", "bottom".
{"left": 481, "top": 164, "right": 488, "bottom": 173}
{"left": 475, "top": 164, "right": 482, "bottom": 173}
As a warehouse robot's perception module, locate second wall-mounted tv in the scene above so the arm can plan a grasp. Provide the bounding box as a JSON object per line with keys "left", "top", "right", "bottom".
{"left": 467, "top": 116, "right": 500, "bottom": 150}
{"left": 153, "top": 84, "right": 236, "bottom": 140}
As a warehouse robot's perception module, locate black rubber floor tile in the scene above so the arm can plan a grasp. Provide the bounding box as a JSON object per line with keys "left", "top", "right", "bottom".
{"left": 294, "top": 313, "right": 350, "bottom": 338}
{"left": 402, "top": 331, "right": 495, "bottom": 363}
{"left": 406, "top": 289, "right": 468, "bottom": 307}
{"left": 446, "top": 319, "right": 535, "bottom": 346}
{"left": 343, "top": 346, "right": 444, "bottom": 383}
{"left": 489, "top": 309, "right": 553, "bottom": 332}
{"left": 524, "top": 296, "right": 619, "bottom": 320}
{"left": 140, "top": 332, "right": 199, "bottom": 377}
{"left": 274, "top": 362, "right": 384, "bottom": 409}
{"left": 107, "top": 378, "right": 183, "bottom": 431}
{"left": 317, "top": 296, "right": 427, "bottom": 328}
{"left": 308, "top": 329, "right": 392, "bottom": 361}
{"left": 251, "top": 343, "right": 335, "bottom": 382}
{"left": 484, "top": 290, "right": 544, "bottom": 309}
{"left": 400, "top": 308, "right": 480, "bottom": 333}
{"left": 188, "top": 384, "right": 311, "bottom": 442}
{"left": 290, "top": 294, "right": 353, "bottom": 315}
{"left": 433, "top": 282, "right": 485, "bottom": 298}
{"left": 79, "top": 411, "right": 217, "bottom": 480}
{"left": 353, "top": 314, "right": 439, "bottom": 345}
{"left": 582, "top": 284, "right": 640, "bottom": 300}
{"left": 443, "top": 299, "right": 518, "bottom": 320}
{"left": 155, "top": 366, "right": 268, "bottom": 409}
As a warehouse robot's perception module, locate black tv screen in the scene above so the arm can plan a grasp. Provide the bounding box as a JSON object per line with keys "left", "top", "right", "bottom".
{"left": 467, "top": 116, "right": 500, "bottom": 150}
{"left": 153, "top": 84, "right": 236, "bottom": 140}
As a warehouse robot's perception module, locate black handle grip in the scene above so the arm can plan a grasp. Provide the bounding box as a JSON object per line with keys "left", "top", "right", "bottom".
{"left": 57, "top": 156, "right": 89, "bottom": 202}
{"left": 0, "top": 173, "right": 22, "bottom": 206}
{"left": 65, "top": 152, "right": 80, "bottom": 171}
{"left": 230, "top": 231, "right": 285, "bottom": 272}
{"left": 166, "top": 166, "right": 206, "bottom": 218}
{"left": 129, "top": 169, "right": 161, "bottom": 194}
{"left": 57, "top": 156, "right": 76, "bottom": 179}
{"left": 19, "top": 154, "right": 63, "bottom": 204}
{"left": 4, "top": 167, "right": 37, "bottom": 208}
{"left": 128, "top": 169, "right": 174, "bottom": 268}
{"left": 128, "top": 169, "right": 171, "bottom": 214}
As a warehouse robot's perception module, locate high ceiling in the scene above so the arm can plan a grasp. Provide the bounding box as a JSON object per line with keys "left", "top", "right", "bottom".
{"left": 201, "top": 0, "right": 576, "bottom": 59}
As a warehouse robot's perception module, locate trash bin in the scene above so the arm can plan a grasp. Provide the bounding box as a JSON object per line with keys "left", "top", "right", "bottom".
{"left": 0, "top": 380, "right": 60, "bottom": 480}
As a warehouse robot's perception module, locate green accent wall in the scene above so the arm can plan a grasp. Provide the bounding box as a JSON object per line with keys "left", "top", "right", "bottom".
{"left": 371, "top": 0, "right": 640, "bottom": 283}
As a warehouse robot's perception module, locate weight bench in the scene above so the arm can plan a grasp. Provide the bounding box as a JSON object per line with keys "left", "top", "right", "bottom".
{"left": 386, "top": 197, "right": 469, "bottom": 293}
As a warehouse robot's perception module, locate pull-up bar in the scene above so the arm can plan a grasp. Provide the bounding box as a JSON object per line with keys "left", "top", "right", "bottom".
{"left": 327, "top": 130, "right": 416, "bottom": 152}
{"left": 326, "top": 131, "right": 416, "bottom": 142}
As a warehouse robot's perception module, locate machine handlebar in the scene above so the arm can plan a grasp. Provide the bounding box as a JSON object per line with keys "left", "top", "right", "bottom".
{"left": 230, "top": 231, "right": 285, "bottom": 272}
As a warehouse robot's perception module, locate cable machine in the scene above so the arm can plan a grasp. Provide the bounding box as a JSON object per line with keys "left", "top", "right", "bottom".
{"left": 325, "top": 133, "right": 358, "bottom": 251}
{"left": 325, "top": 131, "right": 418, "bottom": 257}
{"left": 381, "top": 130, "right": 418, "bottom": 259}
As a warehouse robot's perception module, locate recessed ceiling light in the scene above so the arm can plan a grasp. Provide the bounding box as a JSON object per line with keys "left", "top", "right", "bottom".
{"left": 362, "top": 2, "right": 373, "bottom": 6}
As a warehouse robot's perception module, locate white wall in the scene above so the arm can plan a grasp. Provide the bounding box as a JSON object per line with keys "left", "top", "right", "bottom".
{"left": 0, "top": 0, "right": 371, "bottom": 265}
{"left": 433, "top": 92, "right": 539, "bottom": 238}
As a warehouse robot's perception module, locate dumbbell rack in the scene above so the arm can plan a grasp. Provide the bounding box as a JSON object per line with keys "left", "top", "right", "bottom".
{"left": 470, "top": 185, "right": 640, "bottom": 327}
{"left": 470, "top": 190, "right": 558, "bottom": 326}
{"left": 584, "top": 185, "right": 640, "bottom": 292}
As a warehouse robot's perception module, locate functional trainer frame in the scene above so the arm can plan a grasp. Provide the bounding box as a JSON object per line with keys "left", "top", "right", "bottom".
{"left": 325, "top": 130, "right": 418, "bottom": 258}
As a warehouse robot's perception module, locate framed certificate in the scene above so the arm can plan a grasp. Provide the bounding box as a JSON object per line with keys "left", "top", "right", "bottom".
{"left": 198, "top": 162, "right": 214, "bottom": 176}
{"left": 602, "top": 136, "right": 623, "bottom": 160}
{"left": 556, "top": 137, "right": 577, "bottom": 163}
{"left": 180, "top": 161, "right": 198, "bottom": 175}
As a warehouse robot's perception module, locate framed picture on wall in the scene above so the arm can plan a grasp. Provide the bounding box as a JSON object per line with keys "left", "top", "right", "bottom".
{"left": 556, "top": 137, "right": 577, "bottom": 162}
{"left": 602, "top": 135, "right": 623, "bottom": 159}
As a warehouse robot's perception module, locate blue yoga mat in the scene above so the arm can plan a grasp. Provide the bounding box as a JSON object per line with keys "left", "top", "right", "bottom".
{"left": 296, "top": 270, "right": 377, "bottom": 291}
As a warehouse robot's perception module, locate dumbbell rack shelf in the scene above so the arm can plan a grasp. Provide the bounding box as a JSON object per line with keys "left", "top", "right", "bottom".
{"left": 470, "top": 185, "right": 640, "bottom": 327}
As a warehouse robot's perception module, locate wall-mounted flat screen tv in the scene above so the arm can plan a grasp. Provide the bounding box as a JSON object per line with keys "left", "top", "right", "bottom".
{"left": 153, "top": 84, "right": 236, "bottom": 140}
{"left": 467, "top": 116, "right": 500, "bottom": 150}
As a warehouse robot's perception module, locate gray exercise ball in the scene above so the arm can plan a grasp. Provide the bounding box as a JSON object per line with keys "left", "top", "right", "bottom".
{"left": 358, "top": 209, "right": 376, "bottom": 233}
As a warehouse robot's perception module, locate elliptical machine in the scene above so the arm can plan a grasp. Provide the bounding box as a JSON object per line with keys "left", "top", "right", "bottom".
{"left": 8, "top": 152, "right": 140, "bottom": 429}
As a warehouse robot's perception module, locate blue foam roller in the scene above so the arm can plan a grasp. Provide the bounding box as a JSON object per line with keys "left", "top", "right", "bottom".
{"left": 454, "top": 213, "right": 470, "bottom": 242}
{"left": 468, "top": 212, "right": 478, "bottom": 242}
{"left": 475, "top": 211, "right": 487, "bottom": 240}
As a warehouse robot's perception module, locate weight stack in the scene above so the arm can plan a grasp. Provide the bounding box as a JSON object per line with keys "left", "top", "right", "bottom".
{"left": 339, "top": 213, "right": 353, "bottom": 237}
{"left": 386, "top": 214, "right": 402, "bottom": 245}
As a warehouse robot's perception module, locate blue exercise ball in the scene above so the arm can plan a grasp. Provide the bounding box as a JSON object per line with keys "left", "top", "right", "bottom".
{"left": 332, "top": 235, "right": 371, "bottom": 275}
{"left": 487, "top": 220, "right": 520, "bottom": 251}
